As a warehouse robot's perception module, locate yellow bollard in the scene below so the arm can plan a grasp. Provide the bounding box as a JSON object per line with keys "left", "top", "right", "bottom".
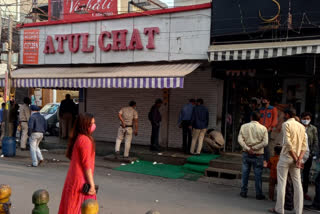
{"left": 0, "top": 184, "right": 11, "bottom": 214}
{"left": 81, "top": 199, "right": 99, "bottom": 214}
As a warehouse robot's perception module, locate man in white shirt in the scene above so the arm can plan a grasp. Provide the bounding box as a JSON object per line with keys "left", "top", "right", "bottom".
{"left": 238, "top": 111, "right": 268, "bottom": 200}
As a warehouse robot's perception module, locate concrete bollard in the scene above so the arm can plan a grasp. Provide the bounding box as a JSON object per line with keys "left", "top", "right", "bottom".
{"left": 145, "top": 210, "right": 160, "bottom": 214}
{"left": 32, "top": 189, "right": 49, "bottom": 214}
{"left": 0, "top": 184, "right": 11, "bottom": 214}
{"left": 81, "top": 199, "right": 99, "bottom": 214}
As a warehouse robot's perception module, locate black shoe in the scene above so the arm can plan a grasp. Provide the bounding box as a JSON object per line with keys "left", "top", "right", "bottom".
{"left": 304, "top": 205, "right": 320, "bottom": 212}
{"left": 240, "top": 192, "right": 247, "bottom": 198}
{"left": 256, "top": 195, "right": 266, "bottom": 200}
{"left": 150, "top": 146, "right": 160, "bottom": 152}
{"left": 114, "top": 152, "right": 120, "bottom": 159}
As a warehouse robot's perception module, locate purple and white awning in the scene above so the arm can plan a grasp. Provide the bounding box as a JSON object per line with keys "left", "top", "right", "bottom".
{"left": 11, "top": 77, "right": 184, "bottom": 89}
{"left": 10, "top": 63, "right": 200, "bottom": 89}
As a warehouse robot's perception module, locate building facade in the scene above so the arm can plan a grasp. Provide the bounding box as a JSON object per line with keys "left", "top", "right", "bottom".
{"left": 208, "top": 0, "right": 320, "bottom": 152}
{"left": 15, "top": 4, "right": 223, "bottom": 148}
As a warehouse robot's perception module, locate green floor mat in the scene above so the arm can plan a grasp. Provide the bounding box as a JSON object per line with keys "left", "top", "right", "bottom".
{"left": 187, "top": 154, "right": 220, "bottom": 165}
{"left": 114, "top": 161, "right": 200, "bottom": 179}
{"left": 182, "top": 163, "right": 209, "bottom": 174}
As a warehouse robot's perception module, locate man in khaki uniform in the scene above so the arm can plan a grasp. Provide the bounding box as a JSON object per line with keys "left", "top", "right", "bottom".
{"left": 115, "top": 101, "right": 138, "bottom": 158}
{"left": 19, "top": 97, "right": 31, "bottom": 150}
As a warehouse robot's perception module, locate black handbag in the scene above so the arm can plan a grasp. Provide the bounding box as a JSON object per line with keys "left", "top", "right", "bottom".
{"left": 82, "top": 184, "right": 99, "bottom": 194}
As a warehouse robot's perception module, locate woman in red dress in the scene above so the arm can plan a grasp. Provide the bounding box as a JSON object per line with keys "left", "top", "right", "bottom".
{"left": 58, "top": 113, "right": 97, "bottom": 214}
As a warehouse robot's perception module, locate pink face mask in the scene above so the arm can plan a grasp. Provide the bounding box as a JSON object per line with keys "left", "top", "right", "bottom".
{"left": 89, "top": 124, "right": 96, "bottom": 134}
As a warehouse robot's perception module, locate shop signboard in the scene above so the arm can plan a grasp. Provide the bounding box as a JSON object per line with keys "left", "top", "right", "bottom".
{"left": 48, "top": 0, "right": 118, "bottom": 21}
{"left": 211, "top": 0, "right": 320, "bottom": 41}
{"left": 20, "top": 8, "right": 211, "bottom": 64}
{"left": 23, "top": 29, "right": 40, "bottom": 64}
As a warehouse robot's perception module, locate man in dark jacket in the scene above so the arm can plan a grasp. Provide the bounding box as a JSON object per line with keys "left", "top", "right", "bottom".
{"left": 189, "top": 98, "right": 209, "bottom": 155}
{"left": 59, "top": 94, "right": 76, "bottom": 139}
{"left": 149, "top": 99, "right": 163, "bottom": 151}
{"left": 28, "top": 105, "right": 47, "bottom": 167}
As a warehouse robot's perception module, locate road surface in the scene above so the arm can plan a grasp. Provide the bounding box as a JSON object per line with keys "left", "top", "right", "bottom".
{"left": 0, "top": 159, "right": 315, "bottom": 214}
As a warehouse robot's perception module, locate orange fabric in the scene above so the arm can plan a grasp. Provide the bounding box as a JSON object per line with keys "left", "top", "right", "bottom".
{"left": 267, "top": 155, "right": 279, "bottom": 179}
{"left": 259, "top": 106, "right": 278, "bottom": 130}
{"left": 58, "top": 135, "right": 96, "bottom": 214}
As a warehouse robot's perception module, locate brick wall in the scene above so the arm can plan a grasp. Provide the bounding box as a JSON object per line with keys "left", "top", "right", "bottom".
{"left": 86, "top": 67, "right": 223, "bottom": 148}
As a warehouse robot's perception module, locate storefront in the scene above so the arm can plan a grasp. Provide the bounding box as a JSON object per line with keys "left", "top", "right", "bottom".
{"left": 15, "top": 3, "right": 224, "bottom": 148}
{"left": 209, "top": 0, "right": 320, "bottom": 152}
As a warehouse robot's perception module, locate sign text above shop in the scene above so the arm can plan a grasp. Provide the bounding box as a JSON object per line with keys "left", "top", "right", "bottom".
{"left": 43, "top": 27, "right": 160, "bottom": 54}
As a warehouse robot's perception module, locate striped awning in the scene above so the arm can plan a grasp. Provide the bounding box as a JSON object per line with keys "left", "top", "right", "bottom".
{"left": 10, "top": 63, "right": 200, "bottom": 89}
{"left": 208, "top": 39, "right": 320, "bottom": 62}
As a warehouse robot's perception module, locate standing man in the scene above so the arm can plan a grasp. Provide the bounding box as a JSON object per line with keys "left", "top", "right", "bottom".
{"left": 238, "top": 111, "right": 268, "bottom": 200}
{"left": 300, "top": 112, "right": 319, "bottom": 200}
{"left": 259, "top": 97, "right": 278, "bottom": 166}
{"left": 149, "top": 99, "right": 163, "bottom": 151}
{"left": 19, "top": 97, "right": 31, "bottom": 150}
{"left": 28, "top": 105, "right": 47, "bottom": 167}
{"left": 59, "top": 94, "right": 76, "bottom": 139}
{"left": 178, "top": 99, "right": 196, "bottom": 154}
{"left": 189, "top": 98, "right": 209, "bottom": 155}
{"left": 270, "top": 109, "right": 307, "bottom": 214}
{"left": 115, "top": 101, "right": 138, "bottom": 158}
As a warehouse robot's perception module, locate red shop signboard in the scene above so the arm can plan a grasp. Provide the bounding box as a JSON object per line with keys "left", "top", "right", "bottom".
{"left": 49, "top": 0, "right": 118, "bottom": 21}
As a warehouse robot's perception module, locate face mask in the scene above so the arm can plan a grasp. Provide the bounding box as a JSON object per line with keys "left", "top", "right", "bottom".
{"left": 301, "top": 120, "right": 311, "bottom": 125}
{"left": 89, "top": 124, "right": 96, "bottom": 133}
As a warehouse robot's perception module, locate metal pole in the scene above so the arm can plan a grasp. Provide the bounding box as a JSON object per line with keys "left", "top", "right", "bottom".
{"left": 0, "top": 10, "right": 2, "bottom": 42}
{"left": 4, "top": 15, "right": 12, "bottom": 137}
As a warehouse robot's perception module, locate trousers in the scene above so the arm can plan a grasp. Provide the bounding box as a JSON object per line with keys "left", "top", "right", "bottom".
{"left": 241, "top": 152, "right": 264, "bottom": 196}
{"left": 29, "top": 132, "right": 44, "bottom": 167}
{"left": 275, "top": 154, "right": 303, "bottom": 214}
{"left": 20, "top": 122, "right": 29, "bottom": 149}
{"left": 313, "top": 171, "right": 320, "bottom": 209}
{"left": 190, "top": 128, "right": 207, "bottom": 154}
{"left": 115, "top": 127, "right": 133, "bottom": 157}
{"left": 181, "top": 120, "right": 192, "bottom": 153}
{"left": 269, "top": 177, "right": 277, "bottom": 200}
{"left": 151, "top": 124, "right": 160, "bottom": 148}
{"left": 61, "top": 113, "right": 73, "bottom": 138}
{"left": 302, "top": 156, "right": 313, "bottom": 194}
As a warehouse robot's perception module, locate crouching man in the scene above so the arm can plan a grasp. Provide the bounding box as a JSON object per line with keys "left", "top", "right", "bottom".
{"left": 203, "top": 129, "right": 225, "bottom": 154}
{"left": 28, "top": 105, "right": 47, "bottom": 167}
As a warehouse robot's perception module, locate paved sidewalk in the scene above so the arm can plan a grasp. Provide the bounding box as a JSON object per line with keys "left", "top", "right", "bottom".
{"left": 41, "top": 136, "right": 190, "bottom": 165}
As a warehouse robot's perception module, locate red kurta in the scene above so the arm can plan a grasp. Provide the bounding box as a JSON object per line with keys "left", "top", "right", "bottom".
{"left": 58, "top": 135, "right": 96, "bottom": 214}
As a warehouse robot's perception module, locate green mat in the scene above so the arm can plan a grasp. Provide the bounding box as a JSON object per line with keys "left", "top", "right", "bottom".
{"left": 187, "top": 154, "right": 220, "bottom": 165}
{"left": 114, "top": 161, "right": 201, "bottom": 180}
{"left": 114, "top": 154, "right": 220, "bottom": 181}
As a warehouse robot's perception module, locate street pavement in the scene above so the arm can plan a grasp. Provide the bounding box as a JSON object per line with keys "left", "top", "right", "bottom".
{"left": 0, "top": 157, "right": 317, "bottom": 214}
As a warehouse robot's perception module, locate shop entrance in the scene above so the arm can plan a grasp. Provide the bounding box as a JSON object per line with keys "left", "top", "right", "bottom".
{"left": 223, "top": 75, "right": 308, "bottom": 152}
{"left": 214, "top": 56, "right": 314, "bottom": 153}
